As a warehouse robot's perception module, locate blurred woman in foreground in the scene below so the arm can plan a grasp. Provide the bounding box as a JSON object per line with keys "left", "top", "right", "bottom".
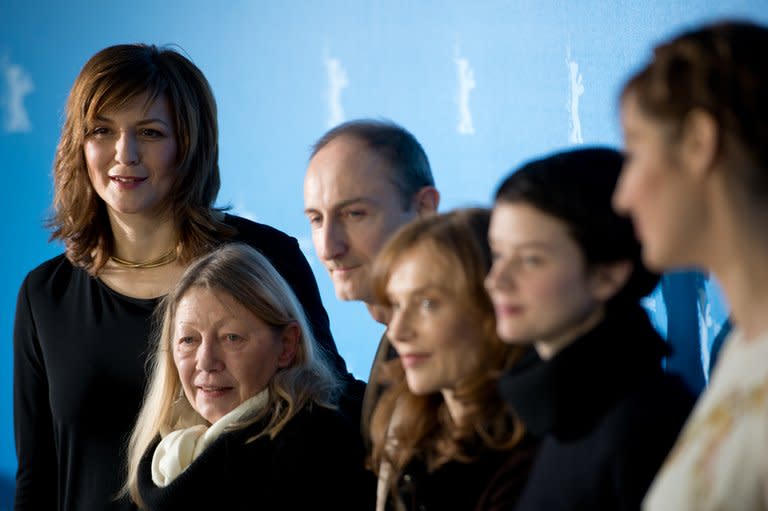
{"left": 369, "top": 209, "right": 536, "bottom": 511}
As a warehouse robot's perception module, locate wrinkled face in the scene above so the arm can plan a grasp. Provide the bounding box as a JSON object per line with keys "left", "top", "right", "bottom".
{"left": 485, "top": 203, "right": 605, "bottom": 358}
{"left": 172, "top": 287, "right": 292, "bottom": 424}
{"left": 386, "top": 246, "right": 486, "bottom": 396}
{"left": 84, "top": 92, "right": 178, "bottom": 220}
{"left": 304, "top": 136, "right": 417, "bottom": 303}
{"left": 613, "top": 93, "right": 707, "bottom": 271}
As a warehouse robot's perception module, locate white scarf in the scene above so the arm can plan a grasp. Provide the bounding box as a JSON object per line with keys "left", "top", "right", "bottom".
{"left": 151, "top": 389, "right": 269, "bottom": 487}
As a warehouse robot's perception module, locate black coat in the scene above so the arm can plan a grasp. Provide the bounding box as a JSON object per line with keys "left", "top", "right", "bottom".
{"left": 13, "top": 213, "right": 365, "bottom": 511}
{"left": 394, "top": 438, "right": 538, "bottom": 511}
{"left": 499, "top": 305, "right": 694, "bottom": 511}
{"left": 137, "top": 404, "right": 376, "bottom": 510}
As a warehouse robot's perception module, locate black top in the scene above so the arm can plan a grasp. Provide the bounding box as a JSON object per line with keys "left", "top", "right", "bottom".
{"left": 394, "top": 438, "right": 537, "bottom": 511}
{"left": 499, "top": 305, "right": 694, "bottom": 511}
{"left": 13, "top": 214, "right": 363, "bottom": 511}
{"left": 137, "top": 405, "right": 375, "bottom": 510}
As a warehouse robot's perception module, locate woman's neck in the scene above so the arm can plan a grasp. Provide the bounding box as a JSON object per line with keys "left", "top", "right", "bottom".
{"left": 709, "top": 234, "right": 768, "bottom": 342}
{"left": 702, "top": 181, "right": 768, "bottom": 341}
{"left": 108, "top": 210, "right": 177, "bottom": 262}
{"left": 534, "top": 305, "right": 606, "bottom": 360}
{"left": 441, "top": 389, "right": 467, "bottom": 425}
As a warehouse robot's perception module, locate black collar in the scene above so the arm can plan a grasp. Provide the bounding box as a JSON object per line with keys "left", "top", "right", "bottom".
{"left": 499, "top": 305, "right": 667, "bottom": 440}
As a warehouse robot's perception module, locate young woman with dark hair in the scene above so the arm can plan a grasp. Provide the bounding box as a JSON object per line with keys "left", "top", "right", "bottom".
{"left": 485, "top": 147, "right": 694, "bottom": 510}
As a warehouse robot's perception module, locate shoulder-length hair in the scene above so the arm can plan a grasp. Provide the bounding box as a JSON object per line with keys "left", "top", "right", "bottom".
{"left": 49, "top": 43, "right": 234, "bottom": 274}
{"left": 123, "top": 243, "right": 340, "bottom": 508}
{"left": 368, "top": 209, "right": 526, "bottom": 493}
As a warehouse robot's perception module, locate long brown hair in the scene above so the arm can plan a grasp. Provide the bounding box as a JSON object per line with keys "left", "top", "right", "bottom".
{"left": 49, "top": 43, "right": 234, "bottom": 274}
{"left": 369, "top": 209, "right": 526, "bottom": 494}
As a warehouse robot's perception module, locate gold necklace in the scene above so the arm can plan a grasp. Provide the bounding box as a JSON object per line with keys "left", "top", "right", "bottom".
{"left": 109, "top": 248, "right": 177, "bottom": 269}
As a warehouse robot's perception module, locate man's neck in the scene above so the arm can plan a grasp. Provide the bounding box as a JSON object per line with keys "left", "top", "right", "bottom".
{"left": 365, "top": 303, "right": 390, "bottom": 325}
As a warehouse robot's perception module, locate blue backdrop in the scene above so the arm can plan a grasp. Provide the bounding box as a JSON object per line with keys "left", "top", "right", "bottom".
{"left": 1, "top": 1, "right": 765, "bottom": 508}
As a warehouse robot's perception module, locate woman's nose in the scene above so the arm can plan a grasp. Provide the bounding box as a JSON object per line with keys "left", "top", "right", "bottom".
{"left": 115, "top": 132, "right": 140, "bottom": 166}
{"left": 196, "top": 339, "right": 224, "bottom": 372}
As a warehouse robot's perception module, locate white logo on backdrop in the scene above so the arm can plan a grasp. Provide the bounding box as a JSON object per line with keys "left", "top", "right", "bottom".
{"left": 455, "top": 51, "right": 476, "bottom": 135}
{"left": 324, "top": 54, "right": 349, "bottom": 128}
{"left": 566, "top": 47, "right": 584, "bottom": 144}
{"left": 1, "top": 56, "right": 34, "bottom": 133}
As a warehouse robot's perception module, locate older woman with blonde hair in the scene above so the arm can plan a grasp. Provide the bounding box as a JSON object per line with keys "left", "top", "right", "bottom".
{"left": 368, "top": 209, "right": 536, "bottom": 511}
{"left": 123, "top": 243, "right": 373, "bottom": 510}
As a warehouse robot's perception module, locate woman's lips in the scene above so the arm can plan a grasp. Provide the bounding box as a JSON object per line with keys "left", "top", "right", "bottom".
{"left": 196, "top": 386, "right": 233, "bottom": 397}
{"left": 400, "top": 353, "right": 431, "bottom": 368}
{"left": 495, "top": 304, "right": 524, "bottom": 317}
{"left": 110, "top": 175, "right": 147, "bottom": 189}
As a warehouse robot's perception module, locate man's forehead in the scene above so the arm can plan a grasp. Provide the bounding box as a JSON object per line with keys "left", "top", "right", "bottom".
{"left": 303, "top": 175, "right": 395, "bottom": 212}
{"left": 305, "top": 137, "right": 400, "bottom": 204}
{"left": 311, "top": 135, "right": 389, "bottom": 172}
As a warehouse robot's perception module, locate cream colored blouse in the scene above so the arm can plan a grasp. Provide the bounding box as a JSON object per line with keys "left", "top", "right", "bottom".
{"left": 643, "top": 330, "right": 768, "bottom": 511}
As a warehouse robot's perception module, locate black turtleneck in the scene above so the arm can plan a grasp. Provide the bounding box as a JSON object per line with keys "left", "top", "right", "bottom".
{"left": 499, "top": 305, "right": 695, "bottom": 511}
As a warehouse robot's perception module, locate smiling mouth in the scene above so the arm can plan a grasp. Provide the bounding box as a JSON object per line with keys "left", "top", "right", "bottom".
{"left": 110, "top": 176, "right": 147, "bottom": 183}
{"left": 197, "top": 386, "right": 232, "bottom": 394}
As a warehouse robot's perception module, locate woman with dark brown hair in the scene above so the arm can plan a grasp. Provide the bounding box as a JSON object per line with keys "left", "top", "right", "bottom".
{"left": 369, "top": 208, "right": 536, "bottom": 511}
{"left": 13, "top": 43, "right": 361, "bottom": 511}
{"left": 613, "top": 20, "right": 768, "bottom": 510}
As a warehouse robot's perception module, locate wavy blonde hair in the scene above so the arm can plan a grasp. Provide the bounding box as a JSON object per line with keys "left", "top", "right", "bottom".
{"left": 123, "top": 243, "right": 340, "bottom": 508}
{"left": 369, "top": 209, "right": 527, "bottom": 505}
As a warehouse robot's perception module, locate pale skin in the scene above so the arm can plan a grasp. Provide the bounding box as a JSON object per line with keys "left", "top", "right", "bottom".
{"left": 386, "top": 247, "right": 485, "bottom": 423}
{"left": 303, "top": 135, "right": 439, "bottom": 321}
{"left": 83, "top": 92, "right": 186, "bottom": 299}
{"left": 172, "top": 287, "right": 298, "bottom": 424}
{"left": 485, "top": 202, "right": 631, "bottom": 360}
{"left": 613, "top": 94, "right": 768, "bottom": 342}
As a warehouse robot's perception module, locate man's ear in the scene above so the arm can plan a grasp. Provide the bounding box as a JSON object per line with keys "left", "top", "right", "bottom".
{"left": 589, "top": 261, "right": 633, "bottom": 302}
{"left": 277, "top": 323, "right": 300, "bottom": 368}
{"left": 680, "top": 108, "right": 719, "bottom": 180}
{"left": 413, "top": 186, "right": 440, "bottom": 217}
